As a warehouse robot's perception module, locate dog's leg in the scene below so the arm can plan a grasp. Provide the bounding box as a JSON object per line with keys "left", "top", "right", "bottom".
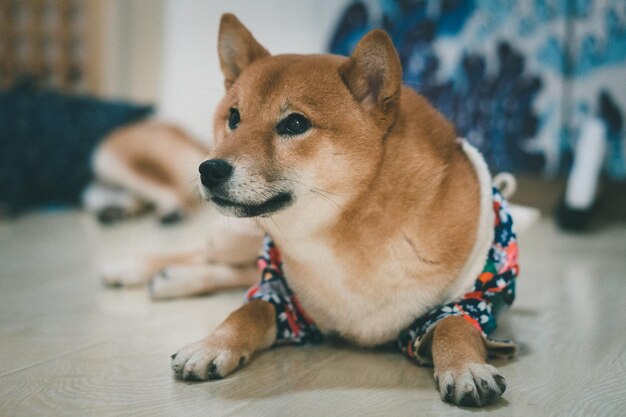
{"left": 204, "top": 216, "right": 264, "bottom": 265}
{"left": 82, "top": 182, "right": 148, "bottom": 224}
{"left": 93, "top": 148, "right": 189, "bottom": 223}
{"left": 101, "top": 218, "right": 261, "bottom": 289}
{"left": 101, "top": 251, "right": 205, "bottom": 287}
{"left": 149, "top": 263, "right": 258, "bottom": 299}
{"left": 431, "top": 316, "right": 506, "bottom": 407}
{"left": 171, "top": 299, "right": 276, "bottom": 380}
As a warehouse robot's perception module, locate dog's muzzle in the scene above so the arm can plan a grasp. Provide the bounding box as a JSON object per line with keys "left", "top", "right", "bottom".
{"left": 198, "top": 159, "right": 293, "bottom": 217}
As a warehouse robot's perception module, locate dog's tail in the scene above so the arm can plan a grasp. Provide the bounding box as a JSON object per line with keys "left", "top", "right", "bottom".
{"left": 493, "top": 172, "right": 517, "bottom": 199}
{"left": 493, "top": 173, "right": 540, "bottom": 234}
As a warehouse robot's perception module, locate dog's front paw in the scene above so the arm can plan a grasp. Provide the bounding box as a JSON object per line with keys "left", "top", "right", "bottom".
{"left": 100, "top": 259, "right": 149, "bottom": 287}
{"left": 96, "top": 206, "right": 133, "bottom": 224}
{"left": 149, "top": 266, "right": 203, "bottom": 300}
{"left": 435, "top": 363, "right": 506, "bottom": 407}
{"left": 171, "top": 338, "right": 249, "bottom": 381}
{"left": 159, "top": 209, "right": 187, "bottom": 225}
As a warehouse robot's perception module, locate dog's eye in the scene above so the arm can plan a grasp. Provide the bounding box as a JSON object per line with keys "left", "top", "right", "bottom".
{"left": 277, "top": 113, "right": 311, "bottom": 136}
{"left": 228, "top": 108, "right": 240, "bottom": 130}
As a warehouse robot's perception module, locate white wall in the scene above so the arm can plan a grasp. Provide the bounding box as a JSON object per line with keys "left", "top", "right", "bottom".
{"left": 158, "top": 0, "right": 351, "bottom": 142}
{"left": 96, "top": 0, "right": 164, "bottom": 103}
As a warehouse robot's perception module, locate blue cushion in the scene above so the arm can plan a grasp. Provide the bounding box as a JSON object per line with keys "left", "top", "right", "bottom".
{"left": 0, "top": 80, "right": 153, "bottom": 214}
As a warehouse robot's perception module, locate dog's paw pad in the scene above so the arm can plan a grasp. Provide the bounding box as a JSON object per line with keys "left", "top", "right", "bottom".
{"left": 171, "top": 340, "right": 247, "bottom": 381}
{"left": 435, "top": 363, "right": 505, "bottom": 407}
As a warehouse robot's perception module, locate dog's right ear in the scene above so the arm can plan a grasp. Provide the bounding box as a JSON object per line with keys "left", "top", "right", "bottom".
{"left": 339, "top": 30, "right": 402, "bottom": 131}
{"left": 218, "top": 14, "right": 270, "bottom": 89}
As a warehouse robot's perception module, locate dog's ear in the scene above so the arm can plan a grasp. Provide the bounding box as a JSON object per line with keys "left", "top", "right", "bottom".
{"left": 339, "top": 30, "right": 402, "bottom": 131}
{"left": 218, "top": 14, "right": 270, "bottom": 89}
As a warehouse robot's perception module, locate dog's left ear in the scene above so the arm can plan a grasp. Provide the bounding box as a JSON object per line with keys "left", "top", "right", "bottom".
{"left": 339, "top": 30, "right": 402, "bottom": 131}
{"left": 218, "top": 14, "right": 270, "bottom": 89}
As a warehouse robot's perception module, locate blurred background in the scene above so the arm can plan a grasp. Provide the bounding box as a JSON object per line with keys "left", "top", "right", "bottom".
{"left": 0, "top": 0, "right": 625, "bottom": 229}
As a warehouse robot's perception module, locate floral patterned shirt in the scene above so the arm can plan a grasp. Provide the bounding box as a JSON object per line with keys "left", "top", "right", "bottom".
{"left": 246, "top": 187, "right": 518, "bottom": 364}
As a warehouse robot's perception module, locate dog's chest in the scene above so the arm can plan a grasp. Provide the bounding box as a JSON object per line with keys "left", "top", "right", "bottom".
{"left": 280, "top": 239, "right": 446, "bottom": 346}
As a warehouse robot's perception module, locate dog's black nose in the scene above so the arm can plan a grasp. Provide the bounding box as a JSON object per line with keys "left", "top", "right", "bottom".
{"left": 199, "top": 159, "right": 233, "bottom": 187}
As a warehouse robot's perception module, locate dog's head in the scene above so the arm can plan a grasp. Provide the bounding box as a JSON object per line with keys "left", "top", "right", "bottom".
{"left": 199, "top": 14, "right": 402, "bottom": 220}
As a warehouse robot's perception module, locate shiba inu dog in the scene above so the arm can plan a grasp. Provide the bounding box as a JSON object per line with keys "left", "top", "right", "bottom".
{"left": 171, "top": 14, "right": 537, "bottom": 407}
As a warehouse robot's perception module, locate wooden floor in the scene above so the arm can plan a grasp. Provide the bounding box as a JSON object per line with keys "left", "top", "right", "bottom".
{"left": 1, "top": 209, "right": 625, "bottom": 416}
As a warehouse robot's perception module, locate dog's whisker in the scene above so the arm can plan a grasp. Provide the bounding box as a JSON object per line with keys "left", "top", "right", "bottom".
{"left": 276, "top": 177, "right": 344, "bottom": 198}
{"left": 312, "top": 187, "right": 342, "bottom": 203}
{"left": 311, "top": 186, "right": 342, "bottom": 197}
{"left": 310, "top": 189, "right": 342, "bottom": 210}
{"left": 191, "top": 184, "right": 203, "bottom": 201}
{"left": 268, "top": 216, "right": 289, "bottom": 244}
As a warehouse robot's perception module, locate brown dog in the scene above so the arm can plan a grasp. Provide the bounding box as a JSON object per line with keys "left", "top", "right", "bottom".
{"left": 171, "top": 14, "right": 527, "bottom": 407}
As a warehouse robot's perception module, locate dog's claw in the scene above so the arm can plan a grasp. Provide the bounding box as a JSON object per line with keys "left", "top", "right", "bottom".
{"left": 493, "top": 374, "right": 506, "bottom": 394}
{"left": 444, "top": 384, "right": 455, "bottom": 403}
{"left": 436, "top": 363, "right": 505, "bottom": 407}
{"left": 478, "top": 378, "right": 498, "bottom": 404}
{"left": 459, "top": 392, "right": 478, "bottom": 407}
{"left": 207, "top": 360, "right": 225, "bottom": 379}
{"left": 171, "top": 339, "right": 247, "bottom": 381}
{"left": 186, "top": 371, "right": 203, "bottom": 382}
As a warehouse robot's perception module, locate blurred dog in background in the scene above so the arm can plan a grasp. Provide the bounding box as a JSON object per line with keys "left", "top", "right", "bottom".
{"left": 87, "top": 122, "right": 262, "bottom": 299}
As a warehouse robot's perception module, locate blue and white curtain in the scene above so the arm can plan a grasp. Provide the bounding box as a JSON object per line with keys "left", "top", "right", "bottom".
{"left": 329, "top": 0, "right": 626, "bottom": 179}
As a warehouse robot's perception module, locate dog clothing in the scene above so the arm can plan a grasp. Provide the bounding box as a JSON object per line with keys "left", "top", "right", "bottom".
{"left": 245, "top": 187, "right": 518, "bottom": 364}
